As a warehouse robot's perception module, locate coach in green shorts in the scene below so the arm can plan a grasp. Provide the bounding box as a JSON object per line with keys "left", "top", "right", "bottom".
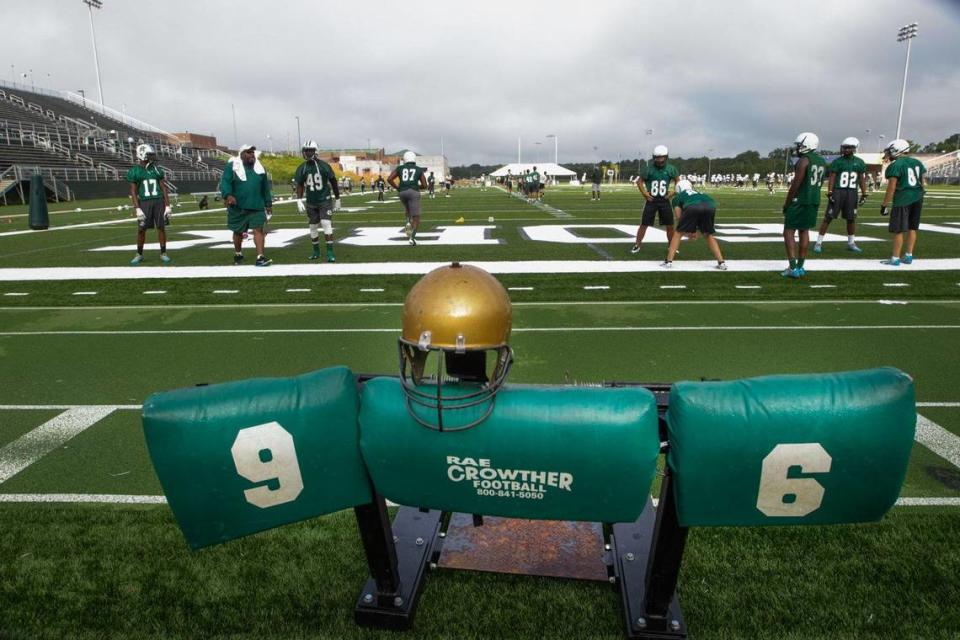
{"left": 220, "top": 144, "right": 273, "bottom": 266}
{"left": 780, "top": 132, "right": 826, "bottom": 279}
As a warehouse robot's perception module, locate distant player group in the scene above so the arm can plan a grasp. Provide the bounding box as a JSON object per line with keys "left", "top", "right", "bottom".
{"left": 124, "top": 132, "right": 926, "bottom": 274}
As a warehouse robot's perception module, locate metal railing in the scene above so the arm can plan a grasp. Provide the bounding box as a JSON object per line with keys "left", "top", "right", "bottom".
{"left": 6, "top": 165, "right": 75, "bottom": 202}
{"left": 75, "top": 152, "right": 94, "bottom": 167}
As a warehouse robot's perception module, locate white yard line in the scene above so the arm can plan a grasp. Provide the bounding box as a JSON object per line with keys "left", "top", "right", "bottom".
{"left": 0, "top": 407, "right": 116, "bottom": 484}
{"left": 1, "top": 324, "right": 959, "bottom": 337}
{"left": 916, "top": 414, "right": 960, "bottom": 470}
{"left": 2, "top": 258, "right": 960, "bottom": 281}
{"left": 0, "top": 492, "right": 954, "bottom": 507}
{"left": 2, "top": 299, "right": 958, "bottom": 312}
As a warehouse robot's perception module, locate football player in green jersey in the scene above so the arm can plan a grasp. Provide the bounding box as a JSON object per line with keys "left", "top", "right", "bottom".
{"left": 781, "top": 132, "right": 827, "bottom": 278}
{"left": 880, "top": 139, "right": 926, "bottom": 266}
{"left": 375, "top": 175, "right": 386, "bottom": 201}
{"left": 814, "top": 137, "right": 868, "bottom": 254}
{"left": 528, "top": 166, "right": 541, "bottom": 201}
{"left": 387, "top": 151, "right": 428, "bottom": 246}
{"left": 219, "top": 144, "right": 273, "bottom": 266}
{"left": 661, "top": 179, "right": 727, "bottom": 270}
{"left": 126, "top": 144, "right": 172, "bottom": 265}
{"left": 428, "top": 171, "right": 436, "bottom": 199}
{"left": 294, "top": 140, "right": 341, "bottom": 262}
{"left": 590, "top": 166, "right": 602, "bottom": 201}
{"left": 631, "top": 146, "right": 679, "bottom": 255}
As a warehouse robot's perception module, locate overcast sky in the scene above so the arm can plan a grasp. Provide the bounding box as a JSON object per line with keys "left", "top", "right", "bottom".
{"left": 2, "top": 0, "right": 958, "bottom": 164}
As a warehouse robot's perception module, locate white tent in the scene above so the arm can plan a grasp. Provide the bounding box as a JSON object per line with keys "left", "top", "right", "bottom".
{"left": 490, "top": 162, "right": 576, "bottom": 178}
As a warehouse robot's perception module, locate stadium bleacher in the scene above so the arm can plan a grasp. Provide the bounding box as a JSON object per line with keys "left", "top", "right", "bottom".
{"left": 0, "top": 81, "right": 223, "bottom": 202}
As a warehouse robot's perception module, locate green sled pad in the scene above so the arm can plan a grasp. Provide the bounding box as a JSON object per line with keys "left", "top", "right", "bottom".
{"left": 143, "top": 366, "right": 371, "bottom": 549}
{"left": 359, "top": 378, "right": 660, "bottom": 523}
{"left": 666, "top": 367, "right": 916, "bottom": 527}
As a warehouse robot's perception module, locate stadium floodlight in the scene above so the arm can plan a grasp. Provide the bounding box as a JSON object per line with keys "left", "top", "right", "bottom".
{"left": 82, "top": 0, "right": 105, "bottom": 108}
{"left": 546, "top": 134, "right": 558, "bottom": 164}
{"left": 295, "top": 116, "right": 301, "bottom": 150}
{"left": 895, "top": 22, "right": 918, "bottom": 140}
{"left": 878, "top": 134, "right": 886, "bottom": 152}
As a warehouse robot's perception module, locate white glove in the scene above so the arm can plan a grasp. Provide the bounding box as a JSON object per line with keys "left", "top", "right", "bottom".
{"left": 136, "top": 208, "right": 146, "bottom": 223}
{"left": 296, "top": 199, "right": 306, "bottom": 214}
{"left": 163, "top": 206, "right": 172, "bottom": 222}
{"left": 333, "top": 197, "right": 342, "bottom": 212}
{"left": 266, "top": 210, "right": 273, "bottom": 222}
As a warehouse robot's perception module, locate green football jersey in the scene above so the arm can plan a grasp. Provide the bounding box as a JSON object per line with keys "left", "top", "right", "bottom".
{"left": 294, "top": 159, "right": 337, "bottom": 204}
{"left": 642, "top": 164, "right": 679, "bottom": 200}
{"left": 671, "top": 189, "right": 715, "bottom": 210}
{"left": 828, "top": 155, "right": 866, "bottom": 191}
{"left": 885, "top": 157, "right": 926, "bottom": 206}
{"left": 397, "top": 162, "right": 425, "bottom": 192}
{"left": 428, "top": 174, "right": 435, "bottom": 185}
{"left": 531, "top": 171, "right": 540, "bottom": 184}
{"left": 793, "top": 152, "right": 827, "bottom": 206}
{"left": 126, "top": 163, "right": 165, "bottom": 201}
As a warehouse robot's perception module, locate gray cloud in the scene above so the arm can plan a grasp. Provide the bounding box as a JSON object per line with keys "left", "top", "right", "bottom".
{"left": 2, "top": 0, "right": 957, "bottom": 164}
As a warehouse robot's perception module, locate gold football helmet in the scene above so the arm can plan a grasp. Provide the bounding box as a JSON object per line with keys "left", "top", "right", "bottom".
{"left": 398, "top": 263, "right": 513, "bottom": 431}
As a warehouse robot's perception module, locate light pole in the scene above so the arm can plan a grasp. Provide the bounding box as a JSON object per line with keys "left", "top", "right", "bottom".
{"left": 28, "top": 69, "right": 34, "bottom": 92}
{"left": 231, "top": 104, "right": 238, "bottom": 150}
{"left": 534, "top": 141, "right": 542, "bottom": 164}
{"left": 266, "top": 134, "right": 273, "bottom": 154}
{"left": 878, "top": 134, "right": 886, "bottom": 152}
{"left": 294, "top": 116, "right": 301, "bottom": 149}
{"left": 82, "top": 0, "right": 105, "bottom": 107}
{"left": 77, "top": 89, "right": 85, "bottom": 108}
{"left": 9, "top": 65, "right": 13, "bottom": 85}
{"left": 120, "top": 103, "right": 125, "bottom": 125}
{"left": 895, "top": 23, "right": 918, "bottom": 140}
{"left": 546, "top": 134, "right": 558, "bottom": 164}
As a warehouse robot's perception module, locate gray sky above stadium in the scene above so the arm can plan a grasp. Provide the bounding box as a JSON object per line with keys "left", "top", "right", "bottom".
{"left": 2, "top": 0, "right": 958, "bottom": 164}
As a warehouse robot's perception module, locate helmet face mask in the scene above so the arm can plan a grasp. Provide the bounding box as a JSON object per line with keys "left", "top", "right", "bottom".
{"left": 397, "top": 263, "right": 514, "bottom": 432}
{"left": 302, "top": 140, "right": 318, "bottom": 161}
{"left": 841, "top": 137, "right": 859, "bottom": 156}
{"left": 136, "top": 144, "right": 156, "bottom": 163}
{"left": 794, "top": 132, "right": 819, "bottom": 156}
{"left": 652, "top": 144, "right": 668, "bottom": 168}
{"left": 884, "top": 139, "right": 910, "bottom": 160}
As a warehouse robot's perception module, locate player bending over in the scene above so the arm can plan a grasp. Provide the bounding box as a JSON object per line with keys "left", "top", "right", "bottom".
{"left": 660, "top": 179, "right": 726, "bottom": 270}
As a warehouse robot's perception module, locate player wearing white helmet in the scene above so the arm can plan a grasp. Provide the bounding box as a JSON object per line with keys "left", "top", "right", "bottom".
{"left": 294, "top": 140, "right": 341, "bottom": 262}
{"left": 814, "top": 137, "right": 868, "bottom": 254}
{"left": 660, "top": 179, "right": 727, "bottom": 270}
{"left": 387, "top": 151, "right": 428, "bottom": 245}
{"left": 631, "top": 145, "right": 679, "bottom": 255}
{"left": 780, "top": 132, "right": 826, "bottom": 278}
{"left": 880, "top": 139, "right": 926, "bottom": 266}
{"left": 126, "top": 143, "right": 172, "bottom": 265}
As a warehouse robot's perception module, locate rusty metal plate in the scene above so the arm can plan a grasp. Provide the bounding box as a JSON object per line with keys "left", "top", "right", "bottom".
{"left": 437, "top": 513, "right": 608, "bottom": 581}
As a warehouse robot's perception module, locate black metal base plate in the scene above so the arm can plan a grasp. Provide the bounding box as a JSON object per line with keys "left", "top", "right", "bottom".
{"left": 354, "top": 506, "right": 442, "bottom": 630}
{"left": 612, "top": 499, "right": 687, "bottom": 639}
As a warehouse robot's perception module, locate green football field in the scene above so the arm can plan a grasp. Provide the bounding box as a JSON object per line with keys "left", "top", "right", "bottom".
{"left": 1, "top": 185, "right": 959, "bottom": 639}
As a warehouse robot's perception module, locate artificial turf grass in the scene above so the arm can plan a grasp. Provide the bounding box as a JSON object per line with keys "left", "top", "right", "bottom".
{"left": 0, "top": 504, "right": 957, "bottom": 639}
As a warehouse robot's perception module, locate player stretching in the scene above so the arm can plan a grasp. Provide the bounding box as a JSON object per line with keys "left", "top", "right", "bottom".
{"left": 294, "top": 140, "right": 341, "bottom": 262}
{"left": 388, "top": 151, "right": 428, "bottom": 246}
{"left": 814, "top": 137, "right": 867, "bottom": 254}
{"left": 660, "top": 179, "right": 727, "bottom": 270}
{"left": 781, "top": 132, "right": 826, "bottom": 278}
{"left": 127, "top": 144, "right": 172, "bottom": 265}
{"left": 631, "top": 145, "right": 679, "bottom": 255}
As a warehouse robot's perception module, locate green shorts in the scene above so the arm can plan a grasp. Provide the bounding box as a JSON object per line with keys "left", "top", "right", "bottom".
{"left": 783, "top": 203, "right": 818, "bottom": 230}
{"left": 227, "top": 208, "right": 266, "bottom": 233}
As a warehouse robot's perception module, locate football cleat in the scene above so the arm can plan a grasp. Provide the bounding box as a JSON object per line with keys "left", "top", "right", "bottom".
{"left": 233, "top": 253, "right": 244, "bottom": 265}
{"left": 327, "top": 254, "right": 336, "bottom": 262}
{"left": 130, "top": 254, "right": 143, "bottom": 265}
{"left": 847, "top": 244, "right": 863, "bottom": 253}
{"left": 881, "top": 258, "right": 900, "bottom": 267}
{"left": 630, "top": 245, "right": 641, "bottom": 254}
{"left": 404, "top": 222, "right": 412, "bottom": 237}
{"left": 781, "top": 267, "right": 801, "bottom": 278}
{"left": 255, "top": 255, "right": 272, "bottom": 267}
{"left": 813, "top": 244, "right": 822, "bottom": 254}
{"left": 160, "top": 253, "right": 172, "bottom": 264}
{"left": 409, "top": 238, "right": 417, "bottom": 246}
{"left": 659, "top": 260, "right": 672, "bottom": 268}
{"left": 902, "top": 254, "right": 913, "bottom": 264}
{"left": 716, "top": 261, "right": 728, "bottom": 271}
